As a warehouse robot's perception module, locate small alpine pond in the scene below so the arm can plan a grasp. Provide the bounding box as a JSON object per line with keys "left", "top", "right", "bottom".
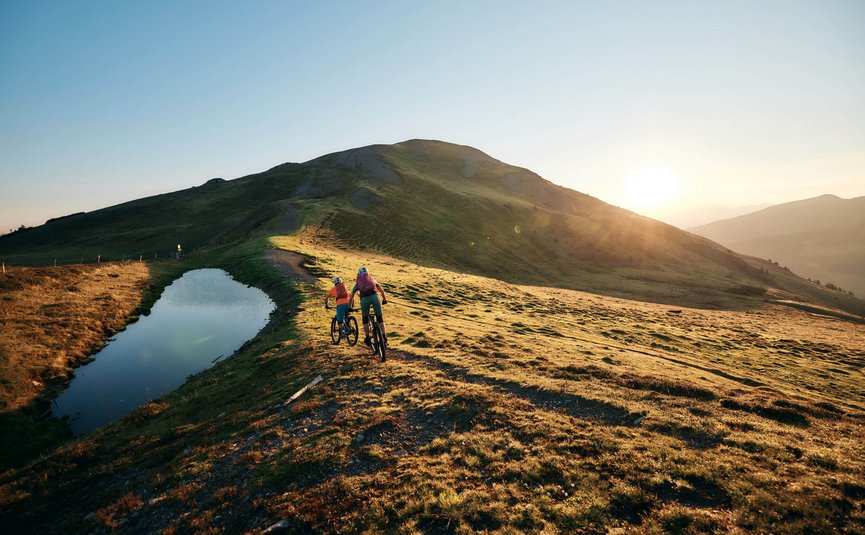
{"left": 53, "top": 268, "right": 276, "bottom": 435}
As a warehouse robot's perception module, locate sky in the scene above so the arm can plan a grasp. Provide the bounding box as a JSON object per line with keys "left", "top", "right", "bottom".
{"left": 1, "top": 0, "right": 864, "bottom": 232}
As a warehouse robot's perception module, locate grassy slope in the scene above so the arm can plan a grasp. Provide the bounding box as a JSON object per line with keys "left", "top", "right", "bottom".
{"left": 1, "top": 138, "right": 863, "bottom": 528}
{"left": 0, "top": 160, "right": 353, "bottom": 266}
{"left": 331, "top": 141, "right": 747, "bottom": 283}
{"left": 3, "top": 139, "right": 862, "bottom": 317}
{"left": 2, "top": 229, "right": 863, "bottom": 533}
{"left": 326, "top": 140, "right": 865, "bottom": 316}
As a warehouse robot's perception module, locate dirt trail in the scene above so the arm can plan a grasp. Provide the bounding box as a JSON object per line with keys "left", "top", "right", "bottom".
{"left": 264, "top": 249, "right": 316, "bottom": 283}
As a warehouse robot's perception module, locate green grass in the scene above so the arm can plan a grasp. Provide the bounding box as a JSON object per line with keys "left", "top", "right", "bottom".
{"left": 2, "top": 232, "right": 864, "bottom": 532}
{"left": 0, "top": 160, "right": 352, "bottom": 266}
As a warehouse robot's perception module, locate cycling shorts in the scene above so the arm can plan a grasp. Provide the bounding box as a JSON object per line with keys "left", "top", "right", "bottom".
{"left": 360, "top": 294, "right": 383, "bottom": 322}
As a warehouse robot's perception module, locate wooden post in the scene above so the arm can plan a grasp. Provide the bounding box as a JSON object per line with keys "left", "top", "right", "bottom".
{"left": 139, "top": 254, "right": 143, "bottom": 262}
{"left": 2, "top": 262, "right": 5, "bottom": 274}
{"left": 284, "top": 375, "right": 324, "bottom": 405}
{"left": 97, "top": 255, "right": 100, "bottom": 263}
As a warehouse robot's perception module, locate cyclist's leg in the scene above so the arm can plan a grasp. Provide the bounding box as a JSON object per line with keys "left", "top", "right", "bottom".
{"left": 336, "top": 303, "right": 348, "bottom": 331}
{"left": 360, "top": 295, "right": 373, "bottom": 343}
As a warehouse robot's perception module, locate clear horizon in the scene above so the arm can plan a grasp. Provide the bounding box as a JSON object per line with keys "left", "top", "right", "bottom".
{"left": 2, "top": 0, "right": 864, "bottom": 232}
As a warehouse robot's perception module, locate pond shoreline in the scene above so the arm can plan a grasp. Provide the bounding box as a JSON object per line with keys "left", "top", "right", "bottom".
{"left": 2, "top": 242, "right": 308, "bottom": 470}
{"left": 37, "top": 263, "right": 192, "bottom": 417}
{"left": 54, "top": 268, "right": 276, "bottom": 435}
{"left": 0, "top": 261, "right": 187, "bottom": 470}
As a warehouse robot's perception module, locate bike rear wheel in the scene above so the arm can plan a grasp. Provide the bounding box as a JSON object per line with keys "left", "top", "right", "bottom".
{"left": 346, "top": 316, "right": 359, "bottom": 346}
{"left": 330, "top": 317, "right": 341, "bottom": 344}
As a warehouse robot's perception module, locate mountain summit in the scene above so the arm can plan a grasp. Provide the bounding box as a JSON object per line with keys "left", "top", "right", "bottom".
{"left": 2, "top": 140, "right": 863, "bottom": 315}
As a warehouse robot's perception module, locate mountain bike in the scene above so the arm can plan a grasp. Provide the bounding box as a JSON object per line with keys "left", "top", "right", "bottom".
{"left": 329, "top": 308, "right": 359, "bottom": 346}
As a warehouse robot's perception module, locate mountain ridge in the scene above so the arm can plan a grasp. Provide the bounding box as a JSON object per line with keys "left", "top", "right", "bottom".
{"left": 2, "top": 139, "right": 863, "bottom": 316}
{"left": 691, "top": 194, "right": 864, "bottom": 235}
{"left": 690, "top": 194, "right": 865, "bottom": 298}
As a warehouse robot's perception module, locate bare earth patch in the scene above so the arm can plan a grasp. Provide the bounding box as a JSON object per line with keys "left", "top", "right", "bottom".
{"left": 264, "top": 249, "right": 315, "bottom": 283}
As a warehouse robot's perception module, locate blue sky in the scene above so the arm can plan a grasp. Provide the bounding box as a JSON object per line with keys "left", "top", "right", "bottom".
{"left": 2, "top": 0, "right": 864, "bottom": 231}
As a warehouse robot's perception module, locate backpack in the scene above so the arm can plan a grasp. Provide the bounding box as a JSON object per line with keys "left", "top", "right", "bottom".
{"left": 356, "top": 273, "right": 377, "bottom": 296}
{"left": 334, "top": 282, "right": 348, "bottom": 300}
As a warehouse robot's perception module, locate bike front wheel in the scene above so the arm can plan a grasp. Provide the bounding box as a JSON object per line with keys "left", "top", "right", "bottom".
{"left": 346, "top": 316, "right": 359, "bottom": 346}
{"left": 330, "top": 317, "right": 340, "bottom": 344}
{"left": 372, "top": 322, "right": 386, "bottom": 361}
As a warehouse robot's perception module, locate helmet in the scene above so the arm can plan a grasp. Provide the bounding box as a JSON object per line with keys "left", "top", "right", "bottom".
{"left": 333, "top": 277, "right": 343, "bottom": 284}
{"left": 357, "top": 266, "right": 368, "bottom": 275}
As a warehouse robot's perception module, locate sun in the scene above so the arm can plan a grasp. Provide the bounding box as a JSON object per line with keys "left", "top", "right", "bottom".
{"left": 620, "top": 163, "right": 681, "bottom": 213}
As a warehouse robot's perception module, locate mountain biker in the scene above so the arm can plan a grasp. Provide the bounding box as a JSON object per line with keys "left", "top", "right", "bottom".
{"left": 349, "top": 266, "right": 388, "bottom": 347}
{"left": 324, "top": 277, "right": 351, "bottom": 333}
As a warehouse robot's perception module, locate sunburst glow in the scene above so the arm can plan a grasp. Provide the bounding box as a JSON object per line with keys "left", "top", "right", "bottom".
{"left": 620, "top": 163, "right": 682, "bottom": 213}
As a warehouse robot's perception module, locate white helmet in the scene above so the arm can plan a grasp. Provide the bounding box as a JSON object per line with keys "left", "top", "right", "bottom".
{"left": 357, "top": 266, "right": 368, "bottom": 276}
{"left": 333, "top": 277, "right": 343, "bottom": 284}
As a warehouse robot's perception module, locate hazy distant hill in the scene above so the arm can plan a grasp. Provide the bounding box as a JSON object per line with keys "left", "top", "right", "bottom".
{"left": 659, "top": 203, "right": 771, "bottom": 229}
{"left": 1, "top": 140, "right": 863, "bottom": 315}
{"left": 690, "top": 194, "right": 865, "bottom": 298}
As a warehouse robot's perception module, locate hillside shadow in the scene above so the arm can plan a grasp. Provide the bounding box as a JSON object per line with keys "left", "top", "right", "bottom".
{"left": 0, "top": 402, "right": 69, "bottom": 471}
{"left": 393, "top": 350, "right": 639, "bottom": 427}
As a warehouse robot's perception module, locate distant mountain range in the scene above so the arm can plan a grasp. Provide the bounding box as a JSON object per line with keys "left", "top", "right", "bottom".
{"left": 690, "top": 194, "right": 865, "bottom": 298}
{"left": 658, "top": 203, "right": 772, "bottom": 229}
{"left": 2, "top": 140, "right": 863, "bottom": 315}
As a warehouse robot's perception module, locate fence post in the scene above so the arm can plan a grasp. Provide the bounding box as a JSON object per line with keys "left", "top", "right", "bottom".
{"left": 97, "top": 255, "right": 100, "bottom": 263}
{"left": 2, "top": 262, "right": 5, "bottom": 274}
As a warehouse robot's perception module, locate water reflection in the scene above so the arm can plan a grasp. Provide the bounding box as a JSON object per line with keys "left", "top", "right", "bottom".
{"left": 53, "top": 268, "right": 275, "bottom": 435}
